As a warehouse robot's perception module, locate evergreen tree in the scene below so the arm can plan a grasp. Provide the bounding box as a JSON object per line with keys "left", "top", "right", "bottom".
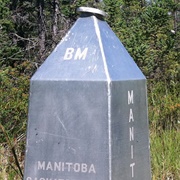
{"left": 0, "top": 0, "right": 23, "bottom": 66}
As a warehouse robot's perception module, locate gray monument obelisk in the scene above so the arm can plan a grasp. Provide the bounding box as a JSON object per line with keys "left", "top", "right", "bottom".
{"left": 24, "top": 7, "right": 151, "bottom": 180}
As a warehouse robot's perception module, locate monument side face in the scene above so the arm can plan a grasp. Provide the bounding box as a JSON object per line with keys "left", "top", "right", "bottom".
{"left": 24, "top": 81, "right": 109, "bottom": 180}
{"left": 111, "top": 80, "right": 151, "bottom": 180}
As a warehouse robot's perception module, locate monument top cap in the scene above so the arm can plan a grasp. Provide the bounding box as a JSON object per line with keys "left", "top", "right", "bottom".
{"left": 77, "top": 7, "right": 107, "bottom": 18}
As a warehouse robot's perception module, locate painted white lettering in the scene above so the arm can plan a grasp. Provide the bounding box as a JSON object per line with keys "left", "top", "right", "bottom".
{"left": 88, "top": 164, "right": 96, "bottom": 174}
{"left": 46, "top": 162, "right": 53, "bottom": 171}
{"left": 74, "top": 48, "right": 88, "bottom": 60}
{"left": 81, "top": 163, "right": 88, "bottom": 173}
{"left": 62, "top": 162, "right": 64, "bottom": 171}
{"left": 54, "top": 162, "right": 61, "bottom": 171}
{"left": 26, "top": 177, "right": 69, "bottom": 180}
{"left": 64, "top": 48, "right": 74, "bottom": 60}
{"left": 131, "top": 145, "right": 134, "bottom": 159}
{"left": 66, "top": 162, "right": 73, "bottom": 172}
{"left": 36, "top": 161, "right": 96, "bottom": 174}
{"left": 74, "top": 163, "right": 80, "bottom": 172}
{"left": 128, "top": 90, "right": 136, "bottom": 178}
{"left": 128, "top": 90, "right": 134, "bottom": 104}
{"left": 130, "top": 162, "right": 135, "bottom": 178}
{"left": 38, "top": 161, "right": 45, "bottom": 170}
{"left": 129, "top": 127, "right": 134, "bottom": 141}
{"left": 129, "top": 109, "right": 134, "bottom": 122}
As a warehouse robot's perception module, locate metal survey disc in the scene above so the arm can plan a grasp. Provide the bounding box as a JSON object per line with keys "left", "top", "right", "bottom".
{"left": 77, "top": 7, "right": 107, "bottom": 18}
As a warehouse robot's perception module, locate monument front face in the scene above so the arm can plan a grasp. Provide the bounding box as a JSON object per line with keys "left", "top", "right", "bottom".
{"left": 24, "top": 81, "right": 109, "bottom": 180}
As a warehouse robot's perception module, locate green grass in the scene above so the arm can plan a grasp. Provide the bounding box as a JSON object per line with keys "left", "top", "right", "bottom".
{"left": 0, "top": 145, "right": 23, "bottom": 180}
{"left": 150, "top": 129, "right": 180, "bottom": 180}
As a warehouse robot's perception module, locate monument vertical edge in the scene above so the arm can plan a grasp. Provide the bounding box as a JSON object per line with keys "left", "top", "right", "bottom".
{"left": 93, "top": 15, "right": 112, "bottom": 180}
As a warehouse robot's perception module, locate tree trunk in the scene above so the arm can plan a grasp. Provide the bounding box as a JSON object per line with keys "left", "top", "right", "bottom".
{"left": 37, "top": 0, "right": 45, "bottom": 59}
{"left": 140, "top": 0, "right": 145, "bottom": 7}
{"left": 52, "top": 0, "right": 60, "bottom": 47}
{"left": 174, "top": 0, "right": 180, "bottom": 32}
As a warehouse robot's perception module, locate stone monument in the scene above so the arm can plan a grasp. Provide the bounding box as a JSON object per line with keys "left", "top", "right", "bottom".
{"left": 24, "top": 7, "right": 151, "bottom": 180}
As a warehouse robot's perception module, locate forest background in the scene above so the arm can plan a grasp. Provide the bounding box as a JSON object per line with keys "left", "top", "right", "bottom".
{"left": 0, "top": 0, "right": 179, "bottom": 179}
